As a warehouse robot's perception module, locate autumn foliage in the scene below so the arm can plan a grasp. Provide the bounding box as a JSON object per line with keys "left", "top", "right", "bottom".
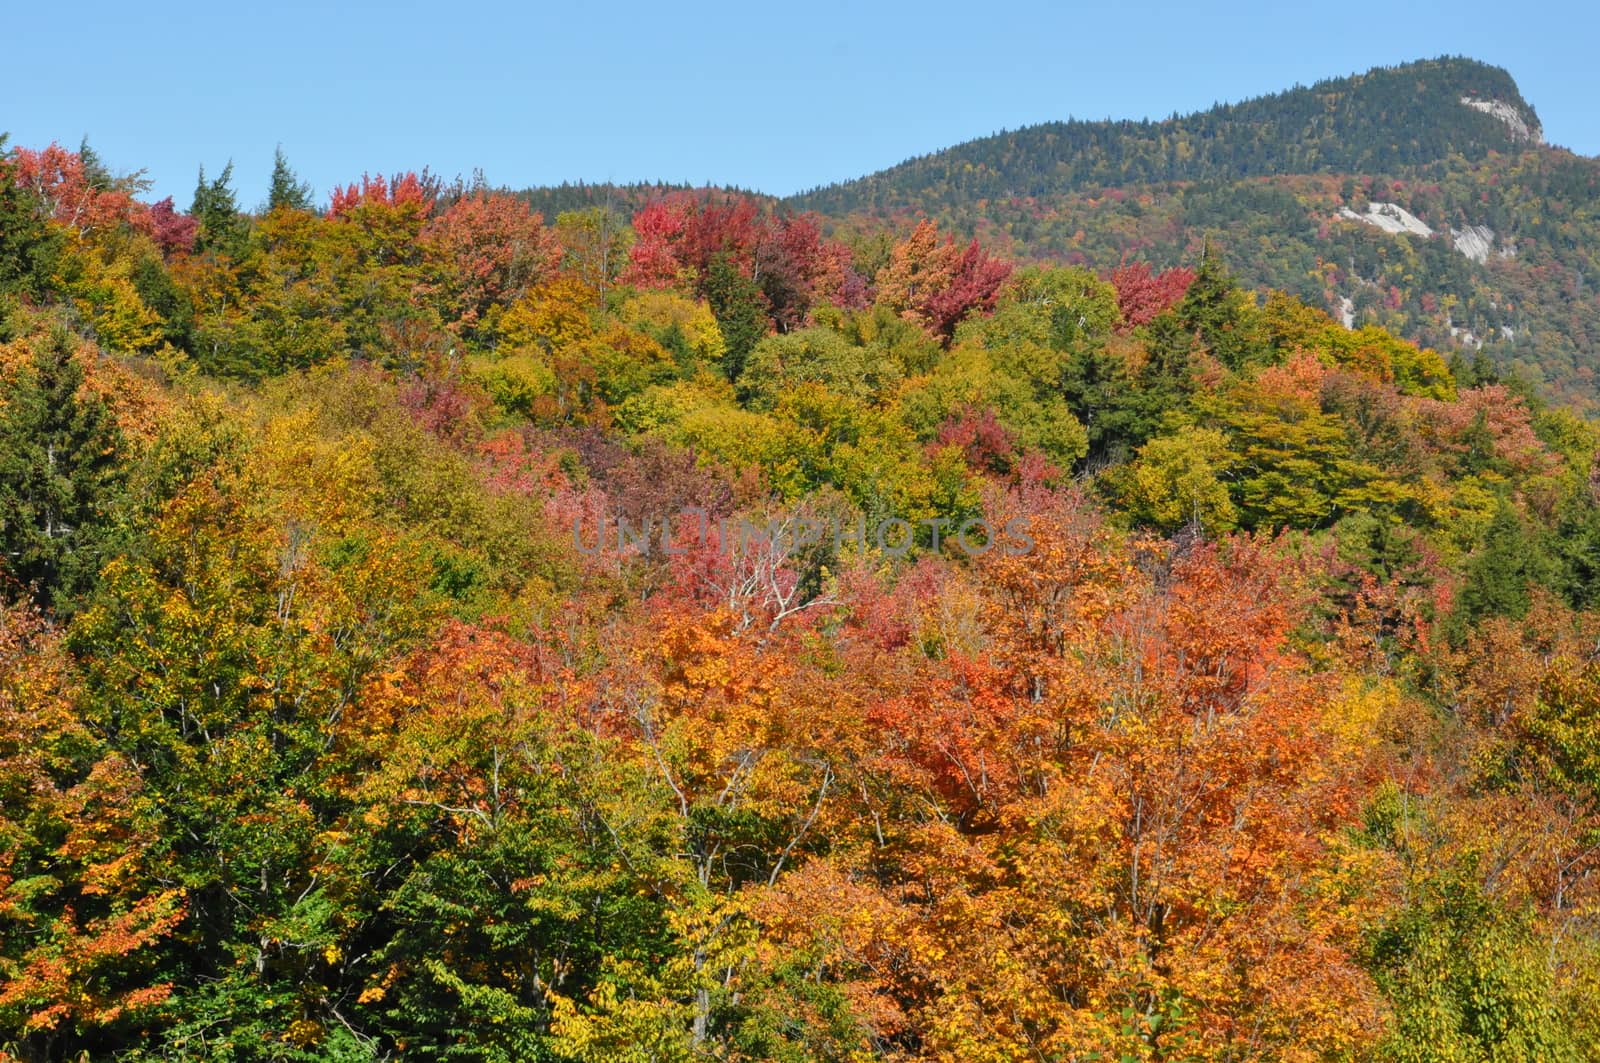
{"left": 5, "top": 136, "right": 1600, "bottom": 1062}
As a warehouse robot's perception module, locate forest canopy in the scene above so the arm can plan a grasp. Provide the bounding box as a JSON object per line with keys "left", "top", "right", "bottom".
{"left": 3, "top": 133, "right": 1600, "bottom": 1062}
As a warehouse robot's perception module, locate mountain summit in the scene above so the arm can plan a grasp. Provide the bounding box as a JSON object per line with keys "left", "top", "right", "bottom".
{"left": 791, "top": 58, "right": 1541, "bottom": 214}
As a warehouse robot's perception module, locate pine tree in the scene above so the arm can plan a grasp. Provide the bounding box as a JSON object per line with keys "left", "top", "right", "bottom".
{"left": 190, "top": 161, "right": 247, "bottom": 256}
{"left": 0, "top": 329, "right": 126, "bottom": 612}
{"left": 704, "top": 254, "right": 768, "bottom": 383}
{"left": 78, "top": 135, "right": 113, "bottom": 191}
{"left": 1175, "top": 252, "right": 1264, "bottom": 371}
{"left": 0, "top": 136, "right": 63, "bottom": 300}
{"left": 1554, "top": 503, "right": 1600, "bottom": 612}
{"left": 1458, "top": 499, "right": 1533, "bottom": 625}
{"left": 267, "top": 145, "right": 314, "bottom": 213}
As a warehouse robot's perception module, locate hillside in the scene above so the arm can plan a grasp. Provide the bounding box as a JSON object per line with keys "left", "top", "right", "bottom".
{"left": 787, "top": 57, "right": 1600, "bottom": 409}
{"left": 10, "top": 68, "right": 1600, "bottom": 1060}
{"left": 790, "top": 58, "right": 1541, "bottom": 211}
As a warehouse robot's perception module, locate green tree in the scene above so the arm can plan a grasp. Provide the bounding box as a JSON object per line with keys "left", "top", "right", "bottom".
{"left": 961, "top": 265, "right": 1119, "bottom": 351}
{"left": 1370, "top": 869, "right": 1581, "bottom": 1063}
{"left": 1140, "top": 308, "right": 1200, "bottom": 408}
{"left": 190, "top": 161, "right": 248, "bottom": 256}
{"left": 1552, "top": 491, "right": 1600, "bottom": 611}
{"left": 555, "top": 206, "right": 633, "bottom": 291}
{"left": 1061, "top": 341, "right": 1169, "bottom": 461}
{"left": 0, "top": 135, "right": 63, "bottom": 300}
{"left": 1200, "top": 377, "right": 1412, "bottom": 530}
{"left": 0, "top": 329, "right": 125, "bottom": 612}
{"left": 703, "top": 254, "right": 767, "bottom": 383}
{"left": 1457, "top": 499, "right": 1534, "bottom": 625}
{"left": 1172, "top": 252, "right": 1267, "bottom": 372}
{"left": 77, "top": 135, "right": 113, "bottom": 191}
{"left": 1114, "top": 426, "right": 1238, "bottom": 534}
{"left": 267, "top": 145, "right": 315, "bottom": 213}
{"left": 736, "top": 327, "right": 900, "bottom": 410}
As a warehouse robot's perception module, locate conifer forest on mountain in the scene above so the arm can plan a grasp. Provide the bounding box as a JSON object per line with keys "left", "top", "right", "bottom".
{"left": 6, "top": 53, "right": 1600, "bottom": 1062}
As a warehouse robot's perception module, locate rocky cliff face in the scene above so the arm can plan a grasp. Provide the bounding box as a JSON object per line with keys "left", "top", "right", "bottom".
{"left": 1340, "top": 203, "right": 1434, "bottom": 238}
{"left": 1452, "top": 224, "right": 1496, "bottom": 264}
{"left": 1460, "top": 96, "right": 1544, "bottom": 143}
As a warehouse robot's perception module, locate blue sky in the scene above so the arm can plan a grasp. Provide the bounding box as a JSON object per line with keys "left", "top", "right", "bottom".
{"left": 4, "top": 0, "right": 1596, "bottom": 209}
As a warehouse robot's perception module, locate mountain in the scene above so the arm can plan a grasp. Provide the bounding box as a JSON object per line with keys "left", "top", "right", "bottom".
{"left": 781, "top": 57, "right": 1600, "bottom": 410}
{"left": 789, "top": 58, "right": 1542, "bottom": 212}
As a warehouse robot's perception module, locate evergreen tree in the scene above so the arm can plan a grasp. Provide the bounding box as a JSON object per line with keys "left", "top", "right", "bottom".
{"left": 704, "top": 254, "right": 768, "bottom": 384}
{"left": 78, "top": 135, "right": 113, "bottom": 191}
{"left": 1137, "top": 307, "right": 1202, "bottom": 430}
{"left": 1550, "top": 462, "right": 1600, "bottom": 611}
{"left": 1555, "top": 511, "right": 1600, "bottom": 613}
{"left": 191, "top": 161, "right": 247, "bottom": 256}
{"left": 0, "top": 329, "right": 126, "bottom": 612}
{"left": 267, "top": 145, "right": 314, "bottom": 213}
{"left": 0, "top": 136, "right": 63, "bottom": 300}
{"left": 1061, "top": 342, "right": 1164, "bottom": 461}
{"left": 1457, "top": 499, "right": 1534, "bottom": 627}
{"left": 1174, "top": 251, "right": 1265, "bottom": 371}
{"left": 1449, "top": 348, "right": 1501, "bottom": 390}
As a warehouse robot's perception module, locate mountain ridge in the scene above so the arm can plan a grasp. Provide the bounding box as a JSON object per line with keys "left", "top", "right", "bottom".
{"left": 786, "top": 57, "right": 1542, "bottom": 213}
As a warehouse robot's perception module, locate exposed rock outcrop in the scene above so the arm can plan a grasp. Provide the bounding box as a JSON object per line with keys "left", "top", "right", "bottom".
{"left": 1453, "top": 224, "right": 1496, "bottom": 264}
{"left": 1459, "top": 96, "right": 1543, "bottom": 142}
{"left": 1339, "top": 202, "right": 1434, "bottom": 238}
{"left": 1337, "top": 296, "right": 1355, "bottom": 329}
